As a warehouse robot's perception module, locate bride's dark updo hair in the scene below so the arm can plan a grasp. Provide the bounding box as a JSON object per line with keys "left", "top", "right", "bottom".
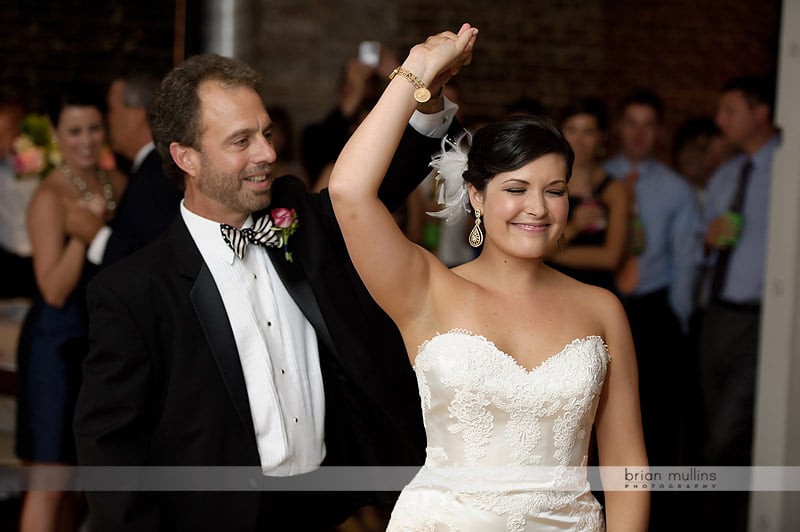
{"left": 463, "top": 114, "right": 574, "bottom": 192}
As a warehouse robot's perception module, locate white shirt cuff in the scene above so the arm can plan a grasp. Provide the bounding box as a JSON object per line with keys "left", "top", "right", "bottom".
{"left": 87, "top": 226, "right": 112, "bottom": 265}
{"left": 409, "top": 96, "right": 459, "bottom": 138}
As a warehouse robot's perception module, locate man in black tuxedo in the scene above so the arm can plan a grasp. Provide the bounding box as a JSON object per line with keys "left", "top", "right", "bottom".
{"left": 73, "top": 44, "right": 467, "bottom": 531}
{"left": 65, "top": 72, "right": 183, "bottom": 266}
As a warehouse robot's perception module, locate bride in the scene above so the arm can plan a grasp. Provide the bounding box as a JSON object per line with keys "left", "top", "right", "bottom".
{"left": 329, "top": 23, "right": 649, "bottom": 531}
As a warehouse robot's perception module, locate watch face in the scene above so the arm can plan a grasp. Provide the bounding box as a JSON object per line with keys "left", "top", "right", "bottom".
{"left": 414, "top": 87, "right": 431, "bottom": 103}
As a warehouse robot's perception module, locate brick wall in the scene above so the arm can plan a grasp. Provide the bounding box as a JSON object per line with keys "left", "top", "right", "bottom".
{"left": 0, "top": 0, "right": 177, "bottom": 111}
{"left": 252, "top": 0, "right": 780, "bottom": 164}
{"left": 0, "top": 0, "right": 780, "bottom": 166}
{"left": 602, "top": 0, "right": 781, "bottom": 159}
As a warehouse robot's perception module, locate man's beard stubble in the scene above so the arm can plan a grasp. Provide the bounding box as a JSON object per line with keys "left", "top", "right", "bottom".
{"left": 196, "top": 156, "right": 274, "bottom": 216}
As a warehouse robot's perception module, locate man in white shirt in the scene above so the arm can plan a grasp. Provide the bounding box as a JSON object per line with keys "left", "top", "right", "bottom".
{"left": 74, "top": 46, "right": 469, "bottom": 531}
{"left": 0, "top": 100, "right": 38, "bottom": 299}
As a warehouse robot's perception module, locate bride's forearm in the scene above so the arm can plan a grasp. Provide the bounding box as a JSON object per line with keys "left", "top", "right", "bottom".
{"left": 329, "top": 24, "right": 477, "bottom": 212}
{"left": 604, "top": 490, "right": 650, "bottom": 532}
{"left": 329, "top": 74, "right": 420, "bottom": 209}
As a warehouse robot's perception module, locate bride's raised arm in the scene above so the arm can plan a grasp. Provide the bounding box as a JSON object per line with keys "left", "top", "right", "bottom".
{"left": 329, "top": 24, "right": 478, "bottom": 329}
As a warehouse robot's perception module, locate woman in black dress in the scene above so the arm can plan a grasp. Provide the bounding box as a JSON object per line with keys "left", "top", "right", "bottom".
{"left": 15, "top": 85, "right": 125, "bottom": 532}
{"left": 546, "top": 97, "right": 629, "bottom": 293}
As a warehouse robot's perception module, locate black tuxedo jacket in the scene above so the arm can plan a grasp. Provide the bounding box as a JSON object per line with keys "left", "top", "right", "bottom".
{"left": 102, "top": 147, "right": 183, "bottom": 266}
{"left": 74, "top": 124, "right": 456, "bottom": 532}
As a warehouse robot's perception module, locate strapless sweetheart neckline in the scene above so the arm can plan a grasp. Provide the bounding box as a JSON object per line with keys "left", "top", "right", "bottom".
{"left": 391, "top": 328, "right": 609, "bottom": 530}
{"left": 415, "top": 329, "right": 605, "bottom": 375}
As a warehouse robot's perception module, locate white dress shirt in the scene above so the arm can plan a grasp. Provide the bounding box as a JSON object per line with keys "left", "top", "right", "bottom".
{"left": 0, "top": 159, "right": 38, "bottom": 256}
{"left": 182, "top": 202, "right": 326, "bottom": 476}
{"left": 410, "top": 96, "right": 459, "bottom": 138}
{"left": 175, "top": 104, "right": 457, "bottom": 475}
{"left": 130, "top": 141, "right": 155, "bottom": 174}
{"left": 87, "top": 142, "right": 157, "bottom": 264}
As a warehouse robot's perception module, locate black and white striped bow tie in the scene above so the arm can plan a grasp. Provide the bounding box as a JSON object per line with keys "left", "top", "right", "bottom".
{"left": 219, "top": 214, "right": 283, "bottom": 259}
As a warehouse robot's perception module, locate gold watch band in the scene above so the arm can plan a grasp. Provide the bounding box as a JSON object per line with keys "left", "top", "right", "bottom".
{"left": 389, "top": 67, "right": 431, "bottom": 104}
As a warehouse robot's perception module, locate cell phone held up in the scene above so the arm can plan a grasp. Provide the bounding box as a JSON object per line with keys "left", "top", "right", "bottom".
{"left": 358, "top": 41, "right": 381, "bottom": 68}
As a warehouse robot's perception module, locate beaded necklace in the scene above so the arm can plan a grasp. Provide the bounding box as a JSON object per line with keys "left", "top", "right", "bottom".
{"left": 59, "top": 163, "right": 117, "bottom": 214}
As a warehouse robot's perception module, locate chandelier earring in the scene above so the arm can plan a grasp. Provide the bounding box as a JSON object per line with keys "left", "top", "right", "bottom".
{"left": 468, "top": 208, "right": 484, "bottom": 248}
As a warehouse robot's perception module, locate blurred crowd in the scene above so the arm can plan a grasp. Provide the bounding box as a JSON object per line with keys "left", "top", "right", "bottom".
{"left": 0, "top": 36, "right": 778, "bottom": 532}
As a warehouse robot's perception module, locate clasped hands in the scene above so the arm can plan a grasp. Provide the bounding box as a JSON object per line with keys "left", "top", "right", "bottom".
{"left": 571, "top": 201, "right": 606, "bottom": 233}
{"left": 63, "top": 198, "right": 107, "bottom": 246}
{"left": 403, "top": 23, "right": 479, "bottom": 106}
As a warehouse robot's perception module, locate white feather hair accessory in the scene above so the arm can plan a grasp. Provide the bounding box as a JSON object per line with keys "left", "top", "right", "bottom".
{"left": 426, "top": 131, "right": 472, "bottom": 225}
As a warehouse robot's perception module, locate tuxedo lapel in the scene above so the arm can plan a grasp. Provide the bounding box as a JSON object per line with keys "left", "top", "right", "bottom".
{"left": 171, "top": 218, "right": 255, "bottom": 439}
{"left": 266, "top": 246, "right": 337, "bottom": 357}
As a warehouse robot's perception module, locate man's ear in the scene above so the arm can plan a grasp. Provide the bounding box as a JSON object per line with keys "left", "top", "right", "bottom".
{"left": 753, "top": 102, "right": 771, "bottom": 126}
{"left": 169, "top": 142, "right": 199, "bottom": 177}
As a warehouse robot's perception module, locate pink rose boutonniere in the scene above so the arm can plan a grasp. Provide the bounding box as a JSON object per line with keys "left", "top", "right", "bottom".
{"left": 271, "top": 207, "right": 299, "bottom": 262}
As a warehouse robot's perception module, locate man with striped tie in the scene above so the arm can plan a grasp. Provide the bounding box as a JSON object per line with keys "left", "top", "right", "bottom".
{"left": 697, "top": 74, "right": 780, "bottom": 532}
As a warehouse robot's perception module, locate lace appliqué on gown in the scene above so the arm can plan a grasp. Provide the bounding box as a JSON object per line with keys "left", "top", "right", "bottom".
{"left": 388, "top": 330, "right": 609, "bottom": 532}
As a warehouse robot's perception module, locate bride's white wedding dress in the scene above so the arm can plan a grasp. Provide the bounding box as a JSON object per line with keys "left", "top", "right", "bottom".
{"left": 387, "top": 330, "right": 609, "bottom": 532}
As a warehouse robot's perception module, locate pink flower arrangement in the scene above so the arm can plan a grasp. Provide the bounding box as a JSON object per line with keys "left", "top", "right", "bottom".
{"left": 12, "top": 143, "right": 46, "bottom": 176}
{"left": 11, "top": 113, "right": 116, "bottom": 179}
{"left": 271, "top": 208, "right": 299, "bottom": 262}
{"left": 12, "top": 114, "right": 58, "bottom": 179}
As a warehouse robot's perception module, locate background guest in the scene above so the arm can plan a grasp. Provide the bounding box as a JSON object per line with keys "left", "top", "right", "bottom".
{"left": 64, "top": 72, "right": 182, "bottom": 268}
{"left": 672, "top": 116, "right": 736, "bottom": 212}
{"left": 603, "top": 87, "right": 700, "bottom": 532}
{"left": 267, "top": 105, "right": 307, "bottom": 186}
{"left": 300, "top": 42, "right": 423, "bottom": 241}
{"left": 697, "top": 75, "right": 779, "bottom": 532}
{"left": 546, "top": 96, "right": 629, "bottom": 293}
{"left": 15, "top": 84, "right": 125, "bottom": 532}
{"left": 671, "top": 115, "right": 737, "bottom": 468}
{"left": 0, "top": 98, "right": 38, "bottom": 300}
{"left": 301, "top": 43, "right": 399, "bottom": 193}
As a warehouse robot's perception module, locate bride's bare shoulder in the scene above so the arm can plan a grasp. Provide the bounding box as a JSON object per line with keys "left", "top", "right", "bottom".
{"left": 553, "top": 273, "right": 625, "bottom": 319}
